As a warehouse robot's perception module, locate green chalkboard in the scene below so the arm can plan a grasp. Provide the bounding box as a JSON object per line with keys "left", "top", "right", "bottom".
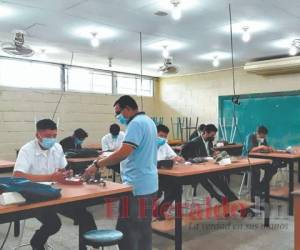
{"left": 219, "top": 91, "right": 300, "bottom": 149}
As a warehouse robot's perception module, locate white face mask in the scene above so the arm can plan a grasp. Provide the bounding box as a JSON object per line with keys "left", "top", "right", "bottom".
{"left": 257, "top": 137, "right": 264, "bottom": 145}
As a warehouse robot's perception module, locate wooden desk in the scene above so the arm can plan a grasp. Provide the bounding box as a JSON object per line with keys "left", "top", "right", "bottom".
{"left": 249, "top": 151, "right": 300, "bottom": 216}
{"left": 214, "top": 144, "right": 243, "bottom": 156}
{"left": 168, "top": 140, "right": 185, "bottom": 146}
{"left": 0, "top": 160, "right": 15, "bottom": 173}
{"left": 0, "top": 181, "right": 132, "bottom": 247}
{"left": 293, "top": 190, "right": 300, "bottom": 250}
{"left": 155, "top": 158, "right": 272, "bottom": 250}
{"left": 84, "top": 144, "right": 102, "bottom": 150}
{"left": 66, "top": 157, "right": 98, "bottom": 164}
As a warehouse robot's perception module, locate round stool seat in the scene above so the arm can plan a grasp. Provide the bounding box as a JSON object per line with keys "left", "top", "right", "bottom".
{"left": 83, "top": 229, "right": 123, "bottom": 248}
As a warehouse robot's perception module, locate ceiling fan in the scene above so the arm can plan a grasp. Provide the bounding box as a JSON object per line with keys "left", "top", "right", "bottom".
{"left": 1, "top": 30, "right": 34, "bottom": 57}
{"left": 158, "top": 57, "right": 179, "bottom": 75}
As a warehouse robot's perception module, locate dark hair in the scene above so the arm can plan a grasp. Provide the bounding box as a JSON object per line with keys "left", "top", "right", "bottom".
{"left": 198, "top": 124, "right": 206, "bottom": 132}
{"left": 157, "top": 124, "right": 170, "bottom": 134}
{"left": 204, "top": 124, "right": 218, "bottom": 133}
{"left": 36, "top": 119, "right": 57, "bottom": 131}
{"left": 110, "top": 123, "right": 121, "bottom": 136}
{"left": 114, "top": 95, "right": 138, "bottom": 110}
{"left": 257, "top": 125, "right": 268, "bottom": 135}
{"left": 74, "top": 128, "right": 88, "bottom": 139}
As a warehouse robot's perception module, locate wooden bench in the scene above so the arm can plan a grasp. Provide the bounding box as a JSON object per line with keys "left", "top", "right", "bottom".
{"left": 152, "top": 199, "right": 253, "bottom": 233}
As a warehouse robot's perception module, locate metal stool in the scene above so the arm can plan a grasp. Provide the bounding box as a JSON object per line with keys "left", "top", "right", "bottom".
{"left": 83, "top": 229, "right": 123, "bottom": 250}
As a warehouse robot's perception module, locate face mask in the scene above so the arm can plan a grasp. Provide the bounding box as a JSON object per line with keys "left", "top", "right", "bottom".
{"left": 112, "top": 134, "right": 118, "bottom": 139}
{"left": 75, "top": 137, "right": 84, "bottom": 145}
{"left": 157, "top": 137, "right": 167, "bottom": 147}
{"left": 257, "top": 137, "right": 264, "bottom": 145}
{"left": 207, "top": 137, "right": 215, "bottom": 142}
{"left": 116, "top": 114, "right": 128, "bottom": 125}
{"left": 40, "top": 138, "right": 56, "bottom": 150}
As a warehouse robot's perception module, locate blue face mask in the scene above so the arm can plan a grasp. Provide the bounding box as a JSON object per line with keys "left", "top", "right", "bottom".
{"left": 75, "top": 137, "right": 84, "bottom": 145}
{"left": 40, "top": 138, "right": 56, "bottom": 150}
{"left": 157, "top": 137, "right": 167, "bottom": 147}
{"left": 116, "top": 114, "right": 128, "bottom": 125}
{"left": 112, "top": 134, "right": 118, "bottom": 139}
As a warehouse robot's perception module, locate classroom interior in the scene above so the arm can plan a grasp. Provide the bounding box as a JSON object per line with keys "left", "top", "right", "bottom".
{"left": 0, "top": 0, "right": 300, "bottom": 250}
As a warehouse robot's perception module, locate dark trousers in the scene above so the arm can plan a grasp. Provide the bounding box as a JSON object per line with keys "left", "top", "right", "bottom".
{"left": 156, "top": 175, "right": 238, "bottom": 219}
{"left": 31, "top": 206, "right": 97, "bottom": 250}
{"left": 252, "top": 160, "right": 286, "bottom": 196}
{"left": 116, "top": 192, "right": 156, "bottom": 250}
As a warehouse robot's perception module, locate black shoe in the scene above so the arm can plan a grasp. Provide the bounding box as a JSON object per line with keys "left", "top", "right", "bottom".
{"left": 30, "top": 240, "right": 45, "bottom": 250}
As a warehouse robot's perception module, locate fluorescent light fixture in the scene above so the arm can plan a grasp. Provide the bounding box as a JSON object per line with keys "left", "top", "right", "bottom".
{"left": 158, "top": 0, "right": 199, "bottom": 11}
{"left": 242, "top": 26, "right": 251, "bottom": 42}
{"left": 212, "top": 56, "right": 220, "bottom": 67}
{"left": 222, "top": 20, "right": 270, "bottom": 34}
{"left": 73, "top": 25, "right": 117, "bottom": 40}
{"left": 148, "top": 39, "right": 186, "bottom": 51}
{"left": 0, "top": 5, "right": 14, "bottom": 18}
{"left": 199, "top": 51, "right": 231, "bottom": 61}
{"left": 171, "top": 0, "right": 182, "bottom": 20}
{"left": 90, "top": 32, "right": 100, "bottom": 47}
{"left": 162, "top": 45, "right": 170, "bottom": 58}
{"left": 31, "top": 45, "right": 61, "bottom": 54}
{"left": 289, "top": 45, "right": 298, "bottom": 56}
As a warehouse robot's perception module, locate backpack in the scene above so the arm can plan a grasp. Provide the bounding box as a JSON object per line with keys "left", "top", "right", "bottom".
{"left": 0, "top": 177, "right": 61, "bottom": 203}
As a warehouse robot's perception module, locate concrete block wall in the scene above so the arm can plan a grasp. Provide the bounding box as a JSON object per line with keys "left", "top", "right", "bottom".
{"left": 158, "top": 68, "right": 300, "bottom": 139}
{"left": 0, "top": 86, "right": 158, "bottom": 160}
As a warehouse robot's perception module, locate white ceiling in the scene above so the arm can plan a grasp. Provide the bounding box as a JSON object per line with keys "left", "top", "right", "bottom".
{"left": 0, "top": 0, "right": 299, "bottom": 76}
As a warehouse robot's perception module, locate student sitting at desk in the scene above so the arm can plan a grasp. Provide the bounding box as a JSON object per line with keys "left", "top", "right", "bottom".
{"left": 243, "top": 125, "right": 285, "bottom": 197}
{"left": 155, "top": 124, "right": 184, "bottom": 220}
{"left": 14, "top": 119, "right": 96, "bottom": 250}
{"left": 101, "top": 123, "right": 125, "bottom": 152}
{"left": 60, "top": 128, "right": 88, "bottom": 152}
{"left": 189, "top": 123, "right": 206, "bottom": 141}
{"left": 181, "top": 124, "right": 239, "bottom": 204}
{"left": 101, "top": 124, "right": 125, "bottom": 175}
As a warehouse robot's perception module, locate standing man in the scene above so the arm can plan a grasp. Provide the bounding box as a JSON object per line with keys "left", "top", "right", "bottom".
{"left": 60, "top": 128, "right": 88, "bottom": 152}
{"left": 14, "top": 119, "right": 96, "bottom": 250}
{"left": 85, "top": 95, "right": 158, "bottom": 250}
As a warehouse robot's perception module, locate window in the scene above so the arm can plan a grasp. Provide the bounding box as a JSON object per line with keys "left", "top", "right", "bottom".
{"left": 116, "top": 74, "right": 153, "bottom": 97}
{"left": 0, "top": 58, "right": 61, "bottom": 89}
{"left": 137, "top": 78, "right": 153, "bottom": 97}
{"left": 66, "top": 67, "right": 112, "bottom": 94}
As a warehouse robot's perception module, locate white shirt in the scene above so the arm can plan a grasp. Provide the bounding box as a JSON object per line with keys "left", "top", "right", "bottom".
{"left": 14, "top": 139, "right": 67, "bottom": 175}
{"left": 157, "top": 143, "right": 177, "bottom": 161}
{"left": 101, "top": 132, "right": 125, "bottom": 151}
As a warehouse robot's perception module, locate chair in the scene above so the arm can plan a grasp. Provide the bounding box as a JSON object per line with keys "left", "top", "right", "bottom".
{"left": 83, "top": 229, "right": 123, "bottom": 250}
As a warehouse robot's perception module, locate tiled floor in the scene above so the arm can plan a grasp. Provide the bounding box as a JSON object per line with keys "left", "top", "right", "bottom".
{"left": 0, "top": 174, "right": 294, "bottom": 250}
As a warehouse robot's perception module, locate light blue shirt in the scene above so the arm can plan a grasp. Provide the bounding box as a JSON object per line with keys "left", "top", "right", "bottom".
{"left": 120, "top": 113, "right": 158, "bottom": 196}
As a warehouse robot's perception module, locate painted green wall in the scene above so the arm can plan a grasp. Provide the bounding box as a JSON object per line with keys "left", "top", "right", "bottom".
{"left": 219, "top": 91, "right": 300, "bottom": 149}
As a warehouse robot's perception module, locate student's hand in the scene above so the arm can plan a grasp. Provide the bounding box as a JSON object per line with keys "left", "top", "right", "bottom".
{"left": 173, "top": 156, "right": 185, "bottom": 163}
{"left": 212, "top": 150, "right": 220, "bottom": 157}
{"left": 84, "top": 165, "right": 98, "bottom": 177}
{"left": 51, "top": 171, "right": 66, "bottom": 183}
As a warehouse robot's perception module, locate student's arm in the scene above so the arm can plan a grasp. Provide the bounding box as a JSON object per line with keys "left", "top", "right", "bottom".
{"left": 13, "top": 171, "right": 65, "bottom": 182}
{"left": 85, "top": 122, "right": 142, "bottom": 176}
{"left": 85, "top": 143, "right": 134, "bottom": 176}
